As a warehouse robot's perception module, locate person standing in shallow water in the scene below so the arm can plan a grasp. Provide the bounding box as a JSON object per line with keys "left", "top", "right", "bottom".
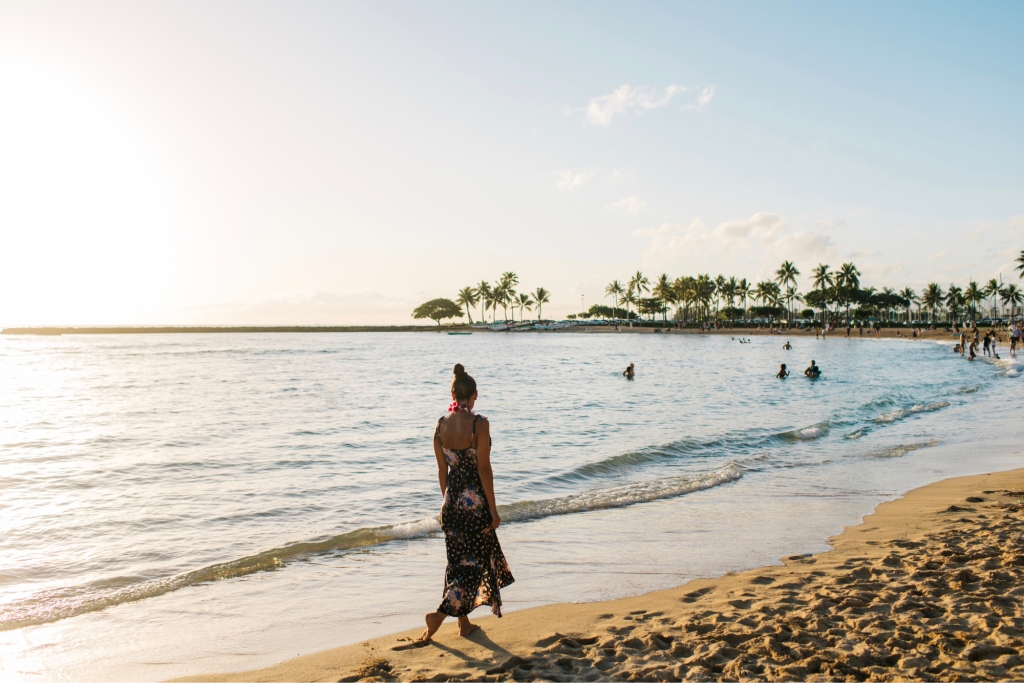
{"left": 420, "top": 364, "right": 514, "bottom": 642}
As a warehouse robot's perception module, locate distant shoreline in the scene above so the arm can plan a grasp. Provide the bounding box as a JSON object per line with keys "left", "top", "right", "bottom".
{"left": 1, "top": 324, "right": 956, "bottom": 339}
{"left": 0, "top": 325, "right": 458, "bottom": 335}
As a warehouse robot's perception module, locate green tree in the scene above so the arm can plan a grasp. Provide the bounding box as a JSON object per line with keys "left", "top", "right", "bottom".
{"left": 812, "top": 264, "right": 833, "bottom": 323}
{"left": 476, "top": 280, "right": 492, "bottom": 322}
{"left": 622, "top": 284, "right": 638, "bottom": 320}
{"left": 412, "top": 298, "right": 464, "bottom": 326}
{"left": 1015, "top": 250, "right": 1024, "bottom": 279}
{"left": 721, "top": 276, "right": 738, "bottom": 320}
{"left": 964, "top": 281, "right": 984, "bottom": 322}
{"left": 836, "top": 262, "right": 861, "bottom": 323}
{"left": 775, "top": 260, "right": 800, "bottom": 321}
{"left": 922, "top": 283, "right": 944, "bottom": 323}
{"left": 516, "top": 292, "right": 533, "bottom": 321}
{"left": 1002, "top": 284, "right": 1022, "bottom": 318}
{"left": 945, "top": 284, "right": 964, "bottom": 322}
{"left": 714, "top": 274, "right": 727, "bottom": 317}
{"left": 605, "top": 280, "right": 624, "bottom": 319}
{"left": 984, "top": 279, "right": 1001, "bottom": 318}
{"left": 736, "top": 278, "right": 751, "bottom": 319}
{"left": 899, "top": 287, "right": 918, "bottom": 323}
{"left": 652, "top": 273, "right": 674, "bottom": 323}
{"left": 629, "top": 272, "right": 650, "bottom": 313}
{"left": 456, "top": 287, "right": 479, "bottom": 324}
{"left": 673, "top": 276, "right": 694, "bottom": 323}
{"left": 532, "top": 287, "right": 551, "bottom": 321}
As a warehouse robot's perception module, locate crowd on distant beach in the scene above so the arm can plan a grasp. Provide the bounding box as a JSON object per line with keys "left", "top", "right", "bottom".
{"left": 951, "top": 319, "right": 1023, "bottom": 360}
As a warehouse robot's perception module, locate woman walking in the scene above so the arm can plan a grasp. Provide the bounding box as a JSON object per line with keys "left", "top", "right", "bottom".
{"left": 421, "top": 364, "right": 513, "bottom": 641}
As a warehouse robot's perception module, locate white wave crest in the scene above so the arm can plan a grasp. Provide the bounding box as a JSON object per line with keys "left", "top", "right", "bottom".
{"left": 0, "top": 466, "right": 741, "bottom": 632}
{"left": 875, "top": 402, "right": 949, "bottom": 424}
{"left": 502, "top": 465, "right": 742, "bottom": 523}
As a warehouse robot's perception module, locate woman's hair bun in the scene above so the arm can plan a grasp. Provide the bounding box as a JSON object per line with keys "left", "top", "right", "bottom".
{"left": 453, "top": 363, "right": 466, "bottom": 377}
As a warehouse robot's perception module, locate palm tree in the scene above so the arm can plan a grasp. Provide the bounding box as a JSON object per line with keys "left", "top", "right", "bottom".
{"left": 755, "top": 280, "right": 781, "bottom": 320}
{"left": 964, "top": 281, "right": 984, "bottom": 322}
{"left": 786, "top": 286, "right": 802, "bottom": 320}
{"left": 945, "top": 284, "right": 964, "bottom": 323}
{"left": 1016, "top": 250, "right": 1024, "bottom": 279}
{"left": 717, "top": 276, "right": 738, "bottom": 321}
{"left": 516, "top": 292, "right": 533, "bottom": 322}
{"left": 736, "top": 278, "right": 751, "bottom": 319}
{"left": 899, "top": 287, "right": 918, "bottom": 323}
{"left": 775, "top": 260, "right": 800, "bottom": 321}
{"left": 532, "top": 287, "right": 551, "bottom": 321}
{"left": 622, "top": 284, "right": 638, "bottom": 321}
{"left": 652, "top": 274, "right": 674, "bottom": 323}
{"left": 714, "top": 275, "right": 727, "bottom": 317}
{"left": 605, "top": 280, "right": 624, "bottom": 319}
{"left": 481, "top": 288, "right": 497, "bottom": 323}
{"left": 812, "top": 264, "right": 833, "bottom": 323}
{"left": 1002, "top": 284, "right": 1022, "bottom": 318}
{"left": 630, "top": 271, "right": 650, "bottom": 299}
{"left": 673, "top": 276, "right": 693, "bottom": 323}
{"left": 922, "top": 283, "right": 943, "bottom": 323}
{"left": 984, "top": 279, "right": 1001, "bottom": 318}
{"left": 836, "top": 262, "right": 861, "bottom": 323}
{"left": 498, "top": 272, "right": 518, "bottom": 321}
{"left": 457, "top": 286, "right": 479, "bottom": 324}
{"left": 476, "top": 280, "right": 492, "bottom": 322}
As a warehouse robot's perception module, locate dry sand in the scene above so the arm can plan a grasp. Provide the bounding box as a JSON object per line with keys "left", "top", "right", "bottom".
{"left": 178, "top": 468, "right": 1024, "bottom": 682}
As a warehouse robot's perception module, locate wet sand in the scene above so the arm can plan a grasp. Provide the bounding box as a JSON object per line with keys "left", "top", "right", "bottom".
{"left": 176, "top": 467, "right": 1024, "bottom": 682}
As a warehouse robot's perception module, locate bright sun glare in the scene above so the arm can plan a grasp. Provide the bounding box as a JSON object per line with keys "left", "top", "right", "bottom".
{"left": 0, "top": 50, "right": 180, "bottom": 325}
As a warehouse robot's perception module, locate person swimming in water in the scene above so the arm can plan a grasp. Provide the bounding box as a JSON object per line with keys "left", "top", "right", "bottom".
{"left": 804, "top": 360, "right": 820, "bottom": 378}
{"left": 783, "top": 341, "right": 792, "bottom": 350}
{"left": 777, "top": 363, "right": 790, "bottom": 378}
{"left": 623, "top": 363, "right": 635, "bottom": 379}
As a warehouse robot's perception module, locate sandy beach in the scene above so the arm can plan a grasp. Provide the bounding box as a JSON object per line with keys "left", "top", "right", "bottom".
{"left": 177, "top": 467, "right": 1024, "bottom": 682}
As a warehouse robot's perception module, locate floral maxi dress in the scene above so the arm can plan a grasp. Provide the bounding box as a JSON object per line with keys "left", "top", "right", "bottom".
{"left": 435, "top": 414, "right": 514, "bottom": 617}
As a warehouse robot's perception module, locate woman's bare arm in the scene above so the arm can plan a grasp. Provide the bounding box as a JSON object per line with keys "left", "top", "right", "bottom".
{"left": 432, "top": 430, "right": 448, "bottom": 497}
{"left": 474, "top": 419, "right": 500, "bottom": 531}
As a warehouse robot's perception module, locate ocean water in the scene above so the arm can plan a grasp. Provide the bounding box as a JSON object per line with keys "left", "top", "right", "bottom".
{"left": 0, "top": 331, "right": 1021, "bottom": 681}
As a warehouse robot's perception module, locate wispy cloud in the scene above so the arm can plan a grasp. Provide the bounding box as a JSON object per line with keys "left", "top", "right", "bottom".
{"left": 927, "top": 250, "right": 948, "bottom": 263}
{"left": 606, "top": 196, "right": 646, "bottom": 214}
{"left": 637, "top": 212, "right": 836, "bottom": 274}
{"left": 556, "top": 169, "right": 595, "bottom": 191}
{"left": 586, "top": 85, "right": 685, "bottom": 126}
{"left": 576, "top": 84, "right": 713, "bottom": 126}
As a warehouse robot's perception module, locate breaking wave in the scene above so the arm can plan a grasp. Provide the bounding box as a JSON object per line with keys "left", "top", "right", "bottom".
{"left": 0, "top": 466, "right": 740, "bottom": 631}
{"left": 875, "top": 402, "right": 949, "bottom": 424}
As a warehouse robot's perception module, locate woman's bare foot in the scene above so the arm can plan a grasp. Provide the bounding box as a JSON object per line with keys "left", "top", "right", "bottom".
{"left": 457, "top": 617, "right": 480, "bottom": 637}
{"left": 419, "top": 612, "right": 445, "bottom": 641}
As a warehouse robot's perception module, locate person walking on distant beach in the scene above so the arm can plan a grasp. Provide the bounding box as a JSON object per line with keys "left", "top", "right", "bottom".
{"left": 419, "top": 364, "right": 513, "bottom": 642}
{"left": 777, "top": 364, "right": 790, "bottom": 378}
{"left": 960, "top": 331, "right": 967, "bottom": 356}
{"left": 623, "top": 363, "right": 635, "bottom": 379}
{"left": 804, "top": 360, "right": 820, "bottom": 378}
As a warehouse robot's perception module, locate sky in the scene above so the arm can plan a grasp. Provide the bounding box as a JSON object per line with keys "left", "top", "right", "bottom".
{"left": 1, "top": 0, "right": 1022, "bottom": 326}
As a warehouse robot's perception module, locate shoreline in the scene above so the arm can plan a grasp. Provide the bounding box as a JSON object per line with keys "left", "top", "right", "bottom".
{"left": 177, "top": 467, "right": 1024, "bottom": 682}
{"left": 1, "top": 324, "right": 966, "bottom": 340}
